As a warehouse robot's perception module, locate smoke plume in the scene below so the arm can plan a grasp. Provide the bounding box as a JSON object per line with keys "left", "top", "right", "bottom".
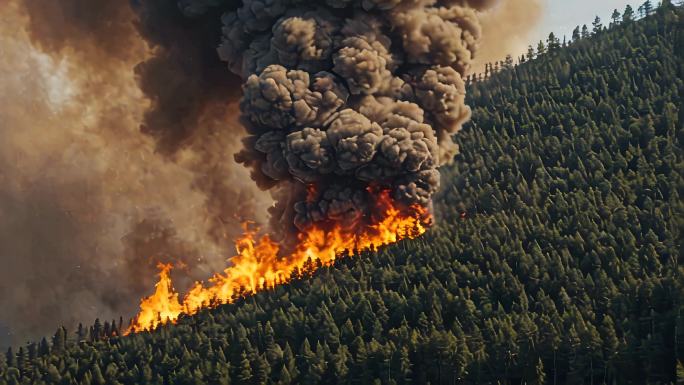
{"left": 198, "top": 0, "right": 501, "bottom": 243}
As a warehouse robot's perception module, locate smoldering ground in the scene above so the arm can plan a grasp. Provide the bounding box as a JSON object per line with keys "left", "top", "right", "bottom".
{"left": 0, "top": 0, "right": 542, "bottom": 347}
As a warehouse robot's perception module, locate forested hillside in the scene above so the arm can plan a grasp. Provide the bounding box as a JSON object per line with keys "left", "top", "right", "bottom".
{"left": 1, "top": 3, "right": 682, "bottom": 385}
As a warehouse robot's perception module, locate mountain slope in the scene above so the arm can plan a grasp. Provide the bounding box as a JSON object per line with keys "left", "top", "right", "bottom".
{"left": 1, "top": 4, "right": 682, "bottom": 385}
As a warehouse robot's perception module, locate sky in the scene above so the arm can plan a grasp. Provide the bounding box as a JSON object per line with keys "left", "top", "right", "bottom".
{"left": 534, "top": 0, "right": 645, "bottom": 45}
{"left": 473, "top": 0, "right": 648, "bottom": 72}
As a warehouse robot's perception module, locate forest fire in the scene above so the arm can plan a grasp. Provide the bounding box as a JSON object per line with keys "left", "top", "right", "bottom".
{"left": 126, "top": 190, "right": 430, "bottom": 333}
{"left": 122, "top": 0, "right": 478, "bottom": 335}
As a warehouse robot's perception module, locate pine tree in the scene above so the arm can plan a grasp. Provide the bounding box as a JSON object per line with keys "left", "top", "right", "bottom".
{"left": 91, "top": 319, "right": 102, "bottom": 341}
{"left": 5, "top": 347, "right": 15, "bottom": 368}
{"left": 592, "top": 16, "right": 603, "bottom": 34}
{"left": 277, "top": 365, "right": 292, "bottom": 385}
{"left": 532, "top": 358, "right": 546, "bottom": 385}
{"left": 623, "top": 5, "right": 635, "bottom": 21}
{"left": 504, "top": 54, "right": 514, "bottom": 69}
{"left": 263, "top": 321, "right": 282, "bottom": 363}
{"left": 282, "top": 342, "right": 299, "bottom": 380}
{"left": 51, "top": 326, "right": 67, "bottom": 354}
{"left": 236, "top": 352, "right": 253, "bottom": 385}
{"left": 352, "top": 336, "right": 372, "bottom": 383}
{"left": 92, "top": 365, "right": 106, "bottom": 385}
{"left": 454, "top": 336, "right": 473, "bottom": 380}
{"left": 46, "top": 364, "right": 61, "bottom": 383}
{"left": 298, "top": 338, "right": 323, "bottom": 385}
{"left": 547, "top": 32, "right": 561, "bottom": 52}
{"left": 581, "top": 24, "right": 590, "bottom": 38}
{"left": 611, "top": 9, "right": 621, "bottom": 26}
{"left": 331, "top": 345, "right": 350, "bottom": 380}
{"left": 38, "top": 337, "right": 50, "bottom": 356}
{"left": 676, "top": 360, "right": 684, "bottom": 384}
{"left": 76, "top": 323, "right": 86, "bottom": 341}
{"left": 253, "top": 353, "right": 270, "bottom": 385}
{"left": 642, "top": 1, "right": 653, "bottom": 15}
{"left": 536, "top": 40, "right": 546, "bottom": 56}
{"left": 572, "top": 26, "right": 581, "bottom": 41}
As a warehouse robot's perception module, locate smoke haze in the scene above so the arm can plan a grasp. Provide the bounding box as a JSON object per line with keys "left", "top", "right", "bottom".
{"left": 0, "top": 0, "right": 268, "bottom": 348}
{"left": 473, "top": 0, "right": 546, "bottom": 72}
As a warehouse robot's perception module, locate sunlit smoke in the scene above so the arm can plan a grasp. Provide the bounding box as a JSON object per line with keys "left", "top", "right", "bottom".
{"left": 473, "top": 0, "right": 545, "bottom": 72}
{"left": 0, "top": 0, "right": 269, "bottom": 347}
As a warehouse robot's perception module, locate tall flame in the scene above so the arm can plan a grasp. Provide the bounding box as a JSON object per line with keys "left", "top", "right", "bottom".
{"left": 126, "top": 190, "right": 430, "bottom": 333}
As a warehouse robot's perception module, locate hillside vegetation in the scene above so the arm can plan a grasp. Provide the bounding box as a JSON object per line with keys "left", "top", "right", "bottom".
{"left": 1, "top": 4, "right": 682, "bottom": 385}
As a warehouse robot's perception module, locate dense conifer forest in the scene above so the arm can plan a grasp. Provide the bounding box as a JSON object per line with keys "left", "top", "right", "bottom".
{"left": 1, "top": 3, "right": 682, "bottom": 384}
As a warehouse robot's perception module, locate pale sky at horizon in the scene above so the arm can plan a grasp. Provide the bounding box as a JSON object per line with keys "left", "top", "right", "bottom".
{"left": 473, "top": 0, "right": 649, "bottom": 71}
{"left": 533, "top": 0, "right": 644, "bottom": 46}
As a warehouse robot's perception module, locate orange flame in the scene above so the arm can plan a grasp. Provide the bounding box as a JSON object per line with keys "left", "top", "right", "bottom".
{"left": 126, "top": 190, "right": 430, "bottom": 333}
{"left": 129, "top": 263, "right": 184, "bottom": 332}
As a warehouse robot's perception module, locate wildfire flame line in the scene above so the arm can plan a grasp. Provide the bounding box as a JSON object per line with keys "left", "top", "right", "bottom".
{"left": 126, "top": 190, "right": 430, "bottom": 333}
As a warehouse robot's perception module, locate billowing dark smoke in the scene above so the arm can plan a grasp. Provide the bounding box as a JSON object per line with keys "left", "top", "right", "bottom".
{"left": 180, "top": 0, "right": 499, "bottom": 241}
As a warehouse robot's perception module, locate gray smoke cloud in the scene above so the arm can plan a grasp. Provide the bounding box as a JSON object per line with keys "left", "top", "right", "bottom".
{"left": 199, "top": 0, "right": 498, "bottom": 240}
